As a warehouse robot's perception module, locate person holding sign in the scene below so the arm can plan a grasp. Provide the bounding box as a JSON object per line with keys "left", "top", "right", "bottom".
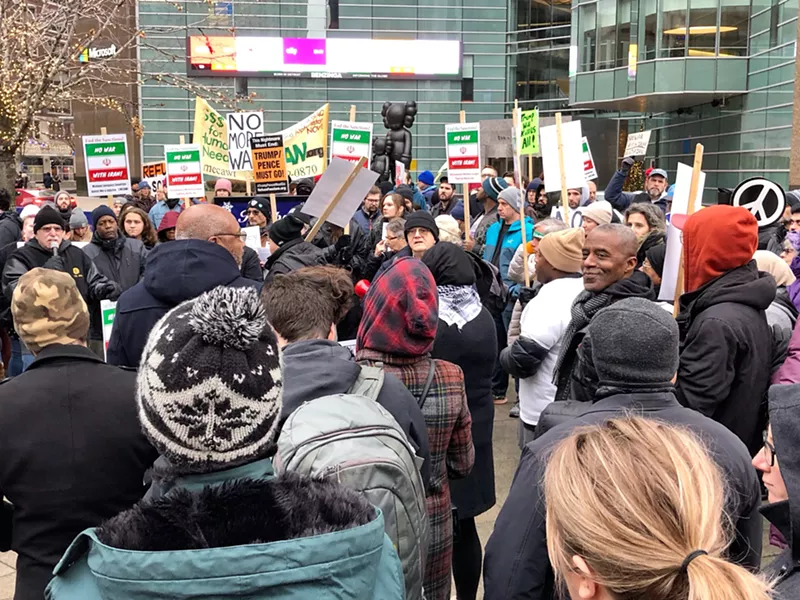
{"left": 246, "top": 198, "right": 272, "bottom": 248}
{"left": 675, "top": 205, "right": 775, "bottom": 456}
{"left": 605, "top": 158, "right": 670, "bottom": 213}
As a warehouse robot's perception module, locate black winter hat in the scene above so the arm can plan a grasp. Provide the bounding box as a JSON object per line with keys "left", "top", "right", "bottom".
{"left": 589, "top": 297, "right": 678, "bottom": 388}
{"left": 33, "top": 205, "right": 66, "bottom": 233}
{"left": 269, "top": 214, "right": 305, "bottom": 247}
{"left": 404, "top": 211, "right": 439, "bottom": 242}
{"left": 248, "top": 197, "right": 270, "bottom": 219}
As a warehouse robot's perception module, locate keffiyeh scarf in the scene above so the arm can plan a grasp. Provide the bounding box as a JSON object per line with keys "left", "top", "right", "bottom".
{"left": 437, "top": 285, "right": 482, "bottom": 330}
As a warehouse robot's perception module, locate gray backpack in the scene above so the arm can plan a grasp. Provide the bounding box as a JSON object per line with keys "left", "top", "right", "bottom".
{"left": 276, "top": 366, "right": 430, "bottom": 600}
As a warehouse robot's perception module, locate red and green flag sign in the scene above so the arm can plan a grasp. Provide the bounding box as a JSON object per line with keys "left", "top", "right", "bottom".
{"left": 82, "top": 134, "right": 131, "bottom": 196}
{"left": 445, "top": 124, "right": 481, "bottom": 184}
{"left": 330, "top": 121, "right": 373, "bottom": 167}
{"left": 164, "top": 145, "right": 205, "bottom": 199}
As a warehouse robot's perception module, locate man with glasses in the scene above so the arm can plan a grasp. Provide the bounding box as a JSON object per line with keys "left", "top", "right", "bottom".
{"left": 2, "top": 206, "right": 122, "bottom": 357}
{"left": 246, "top": 197, "right": 271, "bottom": 249}
{"left": 107, "top": 204, "right": 260, "bottom": 367}
{"left": 403, "top": 212, "right": 439, "bottom": 260}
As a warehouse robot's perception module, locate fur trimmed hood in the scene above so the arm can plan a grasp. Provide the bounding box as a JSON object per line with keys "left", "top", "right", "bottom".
{"left": 46, "top": 472, "right": 405, "bottom": 600}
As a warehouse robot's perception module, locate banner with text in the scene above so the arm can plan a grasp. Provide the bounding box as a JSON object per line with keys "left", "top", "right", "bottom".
{"left": 227, "top": 111, "right": 263, "bottom": 178}
{"left": 141, "top": 161, "right": 166, "bottom": 193}
{"left": 252, "top": 134, "right": 289, "bottom": 195}
{"left": 280, "top": 104, "right": 330, "bottom": 180}
{"left": 519, "top": 109, "right": 540, "bottom": 155}
{"left": 624, "top": 130, "right": 652, "bottom": 158}
{"left": 82, "top": 134, "right": 131, "bottom": 196}
{"left": 193, "top": 96, "right": 238, "bottom": 180}
{"left": 165, "top": 144, "right": 205, "bottom": 199}
{"left": 330, "top": 121, "right": 373, "bottom": 168}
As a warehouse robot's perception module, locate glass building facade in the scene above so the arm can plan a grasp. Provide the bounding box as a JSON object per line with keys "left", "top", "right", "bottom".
{"left": 137, "top": 0, "right": 508, "bottom": 174}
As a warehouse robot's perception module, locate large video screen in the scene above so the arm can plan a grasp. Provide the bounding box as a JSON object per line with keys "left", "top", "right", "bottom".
{"left": 187, "top": 36, "right": 461, "bottom": 80}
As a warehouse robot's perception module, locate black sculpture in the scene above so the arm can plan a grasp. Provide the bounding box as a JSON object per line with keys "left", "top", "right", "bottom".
{"left": 370, "top": 138, "right": 390, "bottom": 183}
{"left": 371, "top": 101, "right": 417, "bottom": 184}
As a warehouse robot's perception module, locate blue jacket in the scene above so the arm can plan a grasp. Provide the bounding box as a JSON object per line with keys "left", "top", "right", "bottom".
{"left": 46, "top": 458, "right": 405, "bottom": 600}
{"left": 353, "top": 206, "right": 380, "bottom": 232}
{"left": 419, "top": 184, "right": 435, "bottom": 205}
{"left": 148, "top": 201, "right": 182, "bottom": 229}
{"left": 106, "top": 240, "right": 261, "bottom": 367}
{"left": 482, "top": 217, "right": 535, "bottom": 299}
{"left": 604, "top": 167, "right": 669, "bottom": 213}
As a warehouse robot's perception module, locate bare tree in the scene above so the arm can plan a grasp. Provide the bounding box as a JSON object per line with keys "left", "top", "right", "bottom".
{"left": 0, "top": 0, "right": 247, "bottom": 191}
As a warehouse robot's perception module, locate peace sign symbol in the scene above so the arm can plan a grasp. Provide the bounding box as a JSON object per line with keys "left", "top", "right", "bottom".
{"left": 731, "top": 178, "right": 786, "bottom": 228}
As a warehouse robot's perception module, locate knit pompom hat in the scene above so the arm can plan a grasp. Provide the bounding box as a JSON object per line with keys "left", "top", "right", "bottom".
{"left": 137, "top": 286, "right": 283, "bottom": 475}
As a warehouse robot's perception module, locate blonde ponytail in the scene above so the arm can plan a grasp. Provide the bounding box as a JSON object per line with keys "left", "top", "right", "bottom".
{"left": 543, "top": 417, "right": 772, "bottom": 600}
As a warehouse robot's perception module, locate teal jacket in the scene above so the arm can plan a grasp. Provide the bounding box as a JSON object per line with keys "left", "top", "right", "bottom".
{"left": 482, "top": 217, "right": 535, "bottom": 299}
{"left": 46, "top": 458, "right": 405, "bottom": 600}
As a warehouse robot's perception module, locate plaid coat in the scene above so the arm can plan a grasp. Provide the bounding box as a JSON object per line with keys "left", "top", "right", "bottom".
{"left": 357, "top": 349, "right": 474, "bottom": 600}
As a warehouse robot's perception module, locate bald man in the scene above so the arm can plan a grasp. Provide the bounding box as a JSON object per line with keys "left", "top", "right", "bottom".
{"left": 107, "top": 204, "right": 260, "bottom": 367}
{"left": 551, "top": 224, "right": 657, "bottom": 403}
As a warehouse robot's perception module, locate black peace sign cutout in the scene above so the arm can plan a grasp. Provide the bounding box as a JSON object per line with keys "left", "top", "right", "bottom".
{"left": 731, "top": 177, "right": 786, "bottom": 228}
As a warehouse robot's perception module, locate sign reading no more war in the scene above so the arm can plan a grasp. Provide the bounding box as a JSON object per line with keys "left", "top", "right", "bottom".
{"left": 330, "top": 121, "right": 373, "bottom": 168}
{"left": 164, "top": 144, "right": 205, "bottom": 199}
{"left": 251, "top": 134, "right": 289, "bottom": 195}
{"left": 445, "top": 123, "right": 481, "bottom": 184}
{"left": 227, "top": 111, "right": 264, "bottom": 171}
{"left": 82, "top": 134, "right": 131, "bottom": 196}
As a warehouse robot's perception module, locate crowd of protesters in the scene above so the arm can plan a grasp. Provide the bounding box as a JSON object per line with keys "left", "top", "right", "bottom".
{"left": 0, "top": 157, "right": 797, "bottom": 600}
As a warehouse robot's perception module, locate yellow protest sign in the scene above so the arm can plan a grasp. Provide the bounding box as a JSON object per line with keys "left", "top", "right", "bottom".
{"left": 281, "top": 104, "right": 330, "bottom": 180}
{"left": 192, "top": 96, "right": 238, "bottom": 180}
{"left": 519, "top": 109, "right": 540, "bottom": 156}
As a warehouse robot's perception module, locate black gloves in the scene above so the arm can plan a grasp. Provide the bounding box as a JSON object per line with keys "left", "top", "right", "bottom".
{"left": 518, "top": 282, "right": 544, "bottom": 309}
{"left": 335, "top": 234, "right": 352, "bottom": 252}
{"left": 621, "top": 156, "right": 636, "bottom": 171}
{"left": 43, "top": 254, "right": 65, "bottom": 272}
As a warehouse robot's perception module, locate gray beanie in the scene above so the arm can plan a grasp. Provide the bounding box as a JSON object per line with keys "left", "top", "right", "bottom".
{"left": 69, "top": 211, "right": 89, "bottom": 229}
{"left": 588, "top": 297, "right": 678, "bottom": 387}
{"left": 498, "top": 187, "right": 522, "bottom": 212}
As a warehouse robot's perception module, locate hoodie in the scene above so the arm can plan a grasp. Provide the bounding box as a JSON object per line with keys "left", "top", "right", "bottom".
{"left": 280, "top": 339, "right": 431, "bottom": 487}
{"left": 762, "top": 385, "right": 800, "bottom": 599}
{"left": 106, "top": 240, "right": 261, "bottom": 367}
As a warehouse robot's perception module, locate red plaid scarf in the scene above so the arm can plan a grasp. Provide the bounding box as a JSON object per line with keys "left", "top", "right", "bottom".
{"left": 357, "top": 257, "right": 439, "bottom": 357}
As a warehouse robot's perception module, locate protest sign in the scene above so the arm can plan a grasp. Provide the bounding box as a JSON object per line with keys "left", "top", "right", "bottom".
{"left": 227, "top": 111, "right": 263, "bottom": 172}
{"left": 445, "top": 123, "right": 481, "bottom": 184}
{"left": 82, "top": 134, "right": 131, "bottom": 196}
{"left": 330, "top": 121, "right": 373, "bottom": 168}
{"left": 659, "top": 160, "right": 705, "bottom": 303}
{"left": 624, "top": 130, "right": 652, "bottom": 158}
{"left": 242, "top": 225, "right": 261, "bottom": 250}
{"left": 164, "top": 144, "right": 205, "bottom": 199}
{"left": 100, "top": 300, "right": 116, "bottom": 360}
{"left": 519, "top": 109, "right": 540, "bottom": 155}
{"left": 251, "top": 134, "right": 289, "bottom": 195}
{"left": 582, "top": 137, "right": 598, "bottom": 181}
{"left": 281, "top": 104, "right": 330, "bottom": 180}
{"left": 303, "top": 157, "right": 378, "bottom": 232}
{"left": 731, "top": 177, "right": 785, "bottom": 228}
{"left": 141, "top": 161, "right": 166, "bottom": 192}
{"left": 395, "top": 161, "right": 406, "bottom": 185}
{"left": 541, "top": 119, "right": 585, "bottom": 194}
{"left": 551, "top": 206, "right": 585, "bottom": 228}
{"left": 193, "top": 96, "right": 237, "bottom": 180}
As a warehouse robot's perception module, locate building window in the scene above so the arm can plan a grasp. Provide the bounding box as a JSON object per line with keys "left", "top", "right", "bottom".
{"left": 687, "top": 6, "right": 719, "bottom": 56}
{"left": 579, "top": 3, "right": 597, "bottom": 71}
{"left": 617, "top": 0, "right": 632, "bottom": 66}
{"left": 719, "top": 0, "right": 749, "bottom": 56}
{"left": 643, "top": 0, "right": 658, "bottom": 59}
{"left": 660, "top": 0, "right": 689, "bottom": 57}
{"left": 596, "top": 0, "right": 617, "bottom": 69}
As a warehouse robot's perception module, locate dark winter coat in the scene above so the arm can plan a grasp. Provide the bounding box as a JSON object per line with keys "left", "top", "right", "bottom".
{"left": 2, "top": 239, "right": 120, "bottom": 319}
{"left": 106, "top": 240, "right": 261, "bottom": 367}
{"left": 373, "top": 246, "right": 412, "bottom": 281}
{"left": 676, "top": 262, "right": 776, "bottom": 454}
{"left": 483, "top": 390, "right": 762, "bottom": 600}
{"left": 45, "top": 459, "right": 404, "bottom": 600}
{"left": 554, "top": 271, "right": 656, "bottom": 403}
{"left": 431, "top": 307, "right": 498, "bottom": 519}
{"left": 0, "top": 211, "right": 21, "bottom": 249}
{"left": 83, "top": 235, "right": 147, "bottom": 340}
{"left": 315, "top": 220, "right": 373, "bottom": 281}
{"left": 240, "top": 246, "right": 264, "bottom": 282}
{"left": 264, "top": 238, "right": 325, "bottom": 283}
{"left": 604, "top": 167, "right": 669, "bottom": 212}
{"left": 762, "top": 384, "right": 800, "bottom": 600}
{"left": 0, "top": 345, "right": 157, "bottom": 600}
{"left": 280, "top": 339, "right": 431, "bottom": 487}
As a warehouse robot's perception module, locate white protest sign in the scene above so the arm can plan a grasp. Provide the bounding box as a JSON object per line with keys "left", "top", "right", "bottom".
{"left": 551, "top": 205, "right": 584, "bottom": 228}
{"left": 395, "top": 161, "right": 406, "bottom": 185}
{"left": 227, "top": 111, "right": 264, "bottom": 172}
{"left": 142, "top": 161, "right": 166, "bottom": 193}
{"left": 659, "top": 162, "right": 705, "bottom": 302}
{"left": 82, "top": 134, "right": 131, "bottom": 196}
{"left": 242, "top": 225, "right": 261, "bottom": 250}
{"left": 624, "top": 130, "right": 652, "bottom": 157}
{"left": 165, "top": 144, "right": 204, "bottom": 199}
{"left": 101, "top": 300, "right": 117, "bottom": 361}
{"left": 541, "top": 120, "right": 585, "bottom": 193}
{"left": 330, "top": 121, "right": 373, "bottom": 168}
{"left": 302, "top": 157, "right": 380, "bottom": 228}
{"left": 582, "top": 137, "right": 598, "bottom": 181}
{"left": 445, "top": 123, "right": 481, "bottom": 184}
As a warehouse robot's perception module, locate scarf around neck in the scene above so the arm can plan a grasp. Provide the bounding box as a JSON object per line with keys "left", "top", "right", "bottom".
{"left": 437, "top": 285, "right": 482, "bottom": 330}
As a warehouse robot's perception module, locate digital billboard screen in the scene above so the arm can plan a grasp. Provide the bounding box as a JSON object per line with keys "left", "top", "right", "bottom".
{"left": 187, "top": 36, "right": 461, "bottom": 80}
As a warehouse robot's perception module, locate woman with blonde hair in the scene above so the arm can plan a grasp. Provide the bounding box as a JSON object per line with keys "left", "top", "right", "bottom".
{"left": 545, "top": 416, "right": 773, "bottom": 600}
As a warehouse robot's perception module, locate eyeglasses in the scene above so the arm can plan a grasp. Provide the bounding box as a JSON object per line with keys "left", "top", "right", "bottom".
{"left": 408, "top": 227, "right": 432, "bottom": 238}
{"left": 762, "top": 430, "right": 777, "bottom": 467}
{"left": 212, "top": 232, "right": 247, "bottom": 242}
{"left": 245, "top": 209, "right": 263, "bottom": 216}
{"left": 386, "top": 235, "right": 400, "bottom": 242}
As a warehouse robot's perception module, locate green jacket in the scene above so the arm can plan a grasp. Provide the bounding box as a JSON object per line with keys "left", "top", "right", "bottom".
{"left": 46, "top": 458, "right": 405, "bottom": 599}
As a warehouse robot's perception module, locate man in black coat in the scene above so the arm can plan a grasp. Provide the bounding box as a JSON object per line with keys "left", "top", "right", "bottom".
{"left": 264, "top": 214, "right": 325, "bottom": 284}
{"left": 107, "top": 204, "right": 260, "bottom": 367}
{"left": 675, "top": 205, "right": 776, "bottom": 455}
{"left": 483, "top": 298, "right": 762, "bottom": 600}
{"left": 262, "top": 265, "right": 431, "bottom": 487}
{"left": 551, "top": 224, "right": 656, "bottom": 403}
{"left": 0, "top": 268, "right": 157, "bottom": 600}
{"left": 82, "top": 205, "right": 147, "bottom": 355}
{"left": 2, "top": 207, "right": 121, "bottom": 340}
{"left": 0, "top": 188, "right": 21, "bottom": 249}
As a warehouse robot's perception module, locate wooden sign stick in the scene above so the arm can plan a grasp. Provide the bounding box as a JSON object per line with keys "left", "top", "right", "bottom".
{"left": 269, "top": 193, "right": 278, "bottom": 224}
{"left": 304, "top": 157, "right": 368, "bottom": 243}
{"left": 513, "top": 101, "right": 531, "bottom": 288}
{"left": 179, "top": 134, "right": 190, "bottom": 210}
{"left": 555, "top": 113, "right": 569, "bottom": 224}
{"left": 672, "top": 143, "right": 705, "bottom": 317}
{"left": 344, "top": 105, "right": 357, "bottom": 235}
{"left": 460, "top": 110, "right": 471, "bottom": 242}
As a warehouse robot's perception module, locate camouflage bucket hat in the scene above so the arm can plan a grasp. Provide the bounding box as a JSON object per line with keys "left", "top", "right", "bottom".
{"left": 11, "top": 268, "right": 89, "bottom": 354}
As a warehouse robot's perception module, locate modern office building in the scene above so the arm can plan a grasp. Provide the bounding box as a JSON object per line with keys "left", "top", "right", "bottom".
{"left": 136, "top": 0, "right": 797, "bottom": 195}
